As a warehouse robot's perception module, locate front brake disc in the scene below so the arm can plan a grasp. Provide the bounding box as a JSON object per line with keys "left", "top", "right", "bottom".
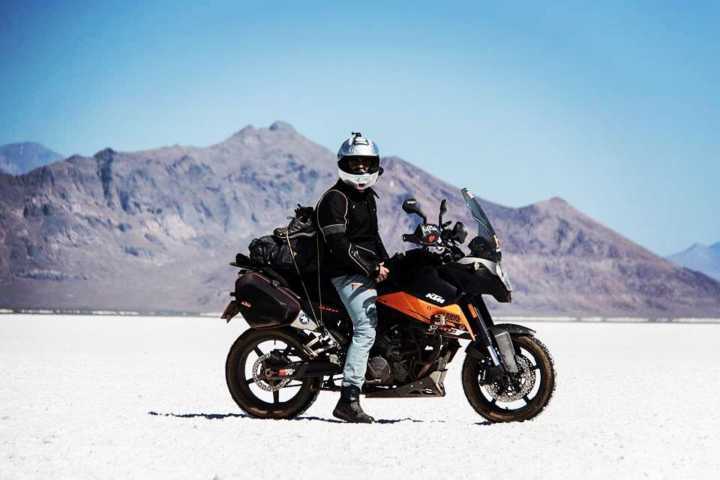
{"left": 485, "top": 355, "right": 535, "bottom": 402}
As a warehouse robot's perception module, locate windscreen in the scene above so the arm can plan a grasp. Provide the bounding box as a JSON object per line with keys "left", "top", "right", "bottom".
{"left": 461, "top": 188, "right": 496, "bottom": 241}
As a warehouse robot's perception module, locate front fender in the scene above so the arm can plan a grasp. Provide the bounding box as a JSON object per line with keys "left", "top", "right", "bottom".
{"left": 492, "top": 323, "right": 535, "bottom": 336}
{"left": 465, "top": 322, "right": 536, "bottom": 360}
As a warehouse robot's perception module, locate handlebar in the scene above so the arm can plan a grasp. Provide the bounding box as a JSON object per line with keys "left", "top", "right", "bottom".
{"left": 402, "top": 226, "right": 441, "bottom": 247}
{"left": 401, "top": 197, "right": 465, "bottom": 251}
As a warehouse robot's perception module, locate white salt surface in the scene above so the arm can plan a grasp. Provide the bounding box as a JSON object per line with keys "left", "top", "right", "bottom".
{"left": 1, "top": 314, "right": 719, "bottom": 479}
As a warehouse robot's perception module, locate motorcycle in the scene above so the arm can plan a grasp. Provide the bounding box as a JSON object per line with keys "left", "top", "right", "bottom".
{"left": 221, "top": 188, "right": 556, "bottom": 422}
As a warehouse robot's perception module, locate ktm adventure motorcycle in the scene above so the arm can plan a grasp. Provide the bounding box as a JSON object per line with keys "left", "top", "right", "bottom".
{"left": 221, "top": 188, "right": 556, "bottom": 423}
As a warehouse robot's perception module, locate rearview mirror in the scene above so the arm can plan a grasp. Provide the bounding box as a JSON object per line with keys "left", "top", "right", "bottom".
{"left": 439, "top": 199, "right": 447, "bottom": 226}
{"left": 402, "top": 198, "right": 427, "bottom": 223}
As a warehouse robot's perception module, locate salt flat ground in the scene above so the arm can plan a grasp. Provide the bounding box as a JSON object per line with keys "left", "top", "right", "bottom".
{"left": 1, "top": 315, "right": 719, "bottom": 480}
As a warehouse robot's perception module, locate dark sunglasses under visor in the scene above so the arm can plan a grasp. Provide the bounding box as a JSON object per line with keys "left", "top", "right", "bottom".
{"left": 341, "top": 156, "right": 379, "bottom": 174}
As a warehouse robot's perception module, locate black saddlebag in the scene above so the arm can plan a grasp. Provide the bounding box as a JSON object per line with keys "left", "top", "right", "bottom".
{"left": 234, "top": 272, "right": 302, "bottom": 328}
{"left": 248, "top": 205, "right": 318, "bottom": 273}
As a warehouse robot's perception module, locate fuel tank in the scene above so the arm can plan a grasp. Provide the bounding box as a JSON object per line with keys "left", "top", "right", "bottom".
{"left": 378, "top": 251, "right": 460, "bottom": 307}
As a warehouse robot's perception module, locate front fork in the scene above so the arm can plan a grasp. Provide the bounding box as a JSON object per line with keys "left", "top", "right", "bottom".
{"left": 463, "top": 296, "right": 519, "bottom": 374}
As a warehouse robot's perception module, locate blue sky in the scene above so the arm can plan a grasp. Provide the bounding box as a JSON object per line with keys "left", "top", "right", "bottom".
{"left": 1, "top": 0, "right": 718, "bottom": 255}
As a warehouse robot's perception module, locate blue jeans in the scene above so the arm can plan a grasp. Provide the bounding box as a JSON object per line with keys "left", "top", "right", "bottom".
{"left": 330, "top": 274, "right": 378, "bottom": 389}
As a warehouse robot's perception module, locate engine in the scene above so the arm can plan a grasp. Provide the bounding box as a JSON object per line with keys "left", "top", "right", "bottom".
{"left": 366, "top": 323, "right": 448, "bottom": 385}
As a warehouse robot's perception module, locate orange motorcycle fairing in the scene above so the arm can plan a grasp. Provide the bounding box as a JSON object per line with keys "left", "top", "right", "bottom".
{"left": 376, "top": 292, "right": 476, "bottom": 340}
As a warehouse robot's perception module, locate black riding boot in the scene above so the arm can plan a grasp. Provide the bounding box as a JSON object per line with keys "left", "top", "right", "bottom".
{"left": 333, "top": 385, "right": 375, "bottom": 423}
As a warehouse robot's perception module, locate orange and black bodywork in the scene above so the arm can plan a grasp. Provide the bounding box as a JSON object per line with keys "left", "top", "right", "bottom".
{"left": 376, "top": 292, "right": 475, "bottom": 340}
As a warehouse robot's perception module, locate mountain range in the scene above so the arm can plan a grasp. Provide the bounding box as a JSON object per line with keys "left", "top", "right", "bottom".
{"left": 667, "top": 243, "right": 720, "bottom": 281}
{"left": 1, "top": 121, "right": 718, "bottom": 316}
{"left": 0, "top": 142, "right": 63, "bottom": 175}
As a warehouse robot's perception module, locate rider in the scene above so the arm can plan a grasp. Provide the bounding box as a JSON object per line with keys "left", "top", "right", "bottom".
{"left": 316, "top": 132, "right": 390, "bottom": 423}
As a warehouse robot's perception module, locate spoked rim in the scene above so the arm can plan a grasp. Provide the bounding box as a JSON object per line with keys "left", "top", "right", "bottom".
{"left": 236, "top": 335, "right": 308, "bottom": 406}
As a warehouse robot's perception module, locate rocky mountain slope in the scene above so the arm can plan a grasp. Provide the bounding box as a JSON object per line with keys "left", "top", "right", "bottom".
{"left": 668, "top": 242, "right": 720, "bottom": 281}
{"left": 0, "top": 142, "right": 63, "bottom": 175}
{"left": 1, "top": 122, "right": 718, "bottom": 316}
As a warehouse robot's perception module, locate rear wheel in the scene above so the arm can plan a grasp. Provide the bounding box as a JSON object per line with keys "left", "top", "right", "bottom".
{"left": 225, "top": 329, "right": 321, "bottom": 419}
{"left": 462, "top": 335, "right": 556, "bottom": 422}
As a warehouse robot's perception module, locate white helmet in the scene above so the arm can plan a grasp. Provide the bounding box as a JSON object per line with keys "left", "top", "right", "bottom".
{"left": 336, "top": 132, "right": 382, "bottom": 191}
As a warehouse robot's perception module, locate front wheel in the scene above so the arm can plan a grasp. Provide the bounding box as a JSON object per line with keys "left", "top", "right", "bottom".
{"left": 462, "top": 335, "right": 556, "bottom": 422}
{"left": 225, "top": 328, "right": 321, "bottom": 419}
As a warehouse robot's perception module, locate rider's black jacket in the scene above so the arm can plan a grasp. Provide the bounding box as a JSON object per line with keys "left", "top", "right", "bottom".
{"left": 316, "top": 179, "right": 389, "bottom": 279}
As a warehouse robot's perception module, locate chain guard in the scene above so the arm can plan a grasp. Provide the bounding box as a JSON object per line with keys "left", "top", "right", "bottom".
{"left": 484, "top": 355, "right": 535, "bottom": 402}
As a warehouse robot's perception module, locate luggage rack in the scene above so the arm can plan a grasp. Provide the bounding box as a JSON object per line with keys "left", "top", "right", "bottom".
{"left": 230, "top": 253, "right": 290, "bottom": 287}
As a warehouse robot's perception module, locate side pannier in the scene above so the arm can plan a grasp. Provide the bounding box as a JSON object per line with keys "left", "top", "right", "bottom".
{"left": 233, "top": 272, "right": 301, "bottom": 328}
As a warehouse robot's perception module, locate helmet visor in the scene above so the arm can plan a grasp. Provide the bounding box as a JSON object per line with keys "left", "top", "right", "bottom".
{"left": 339, "top": 155, "right": 380, "bottom": 174}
